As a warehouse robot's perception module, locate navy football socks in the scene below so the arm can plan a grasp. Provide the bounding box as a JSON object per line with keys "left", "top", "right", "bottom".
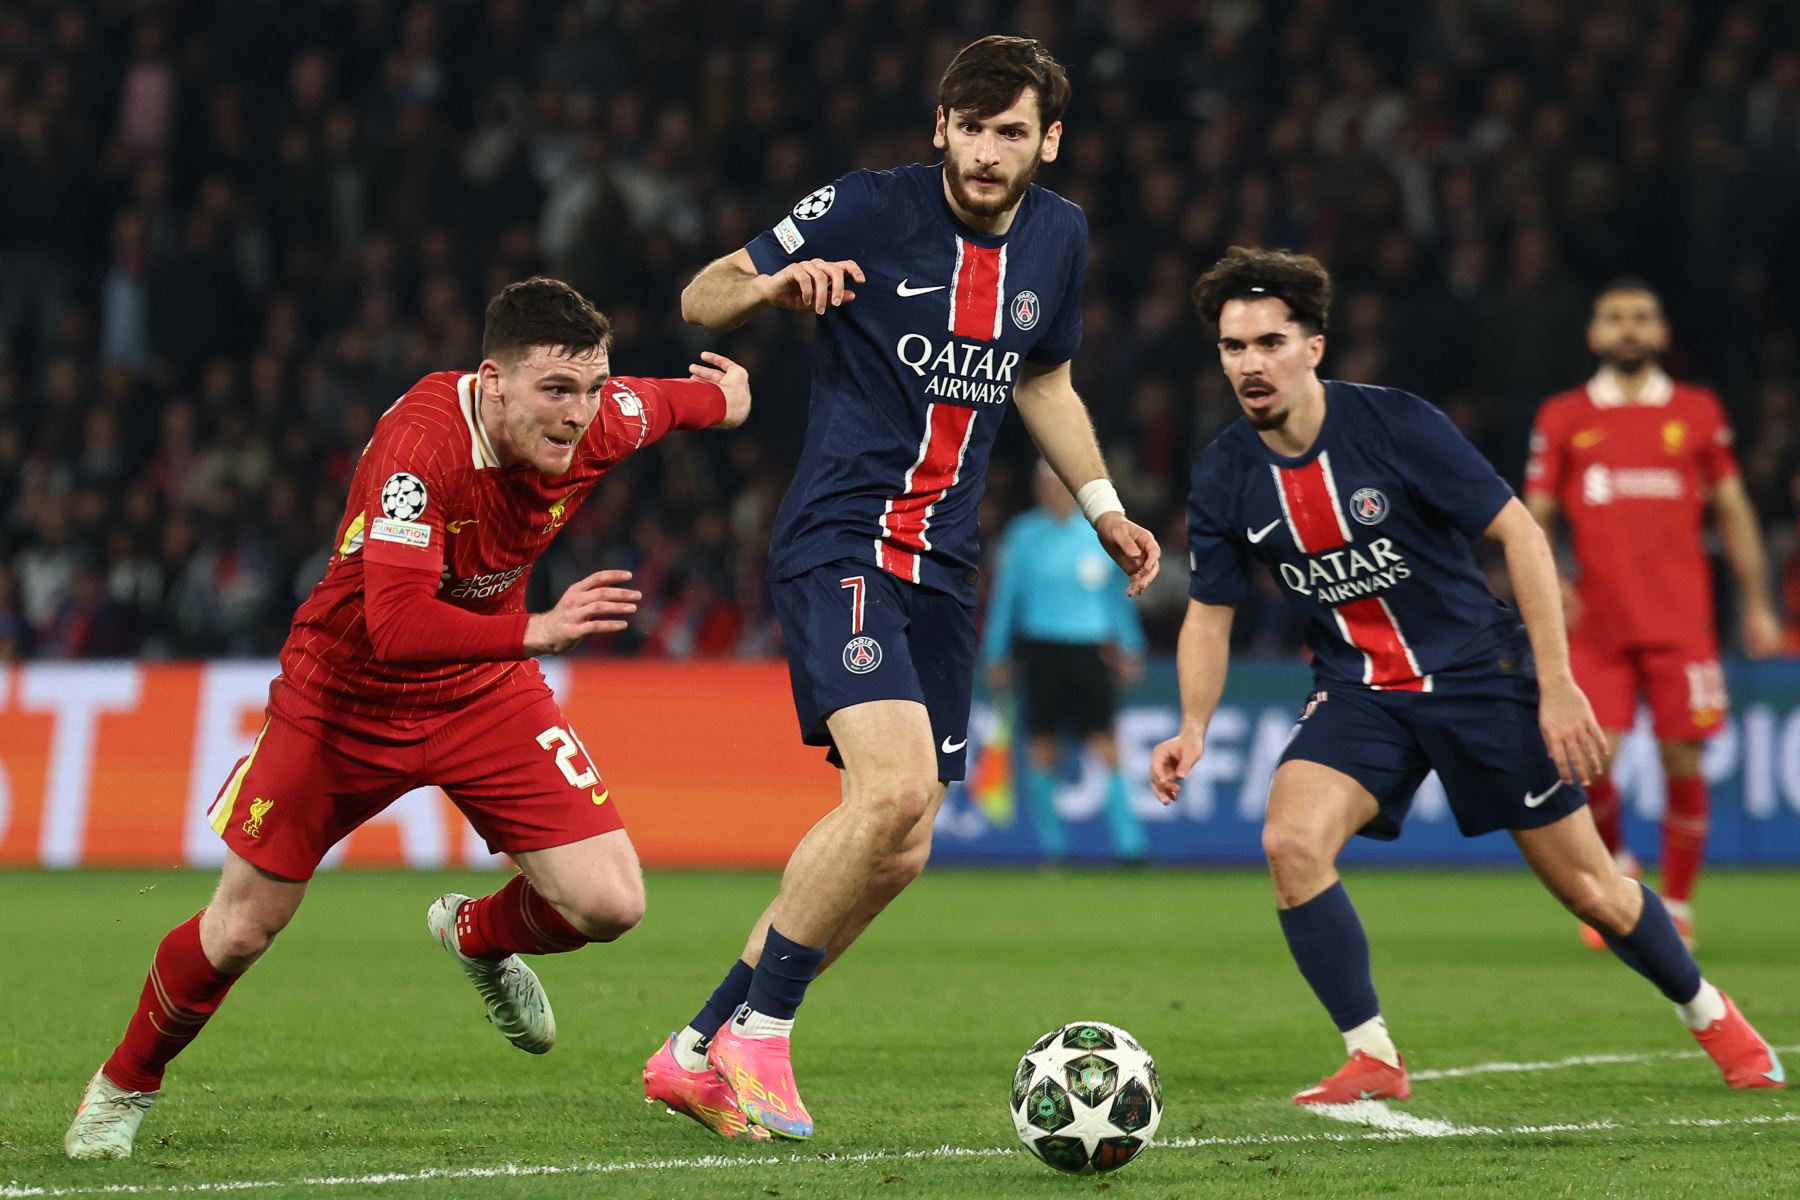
{"left": 688, "top": 958, "right": 754, "bottom": 1045}
{"left": 1601, "top": 882, "right": 1702, "bottom": 1004}
{"left": 743, "top": 926, "right": 828, "bottom": 1021}
{"left": 1277, "top": 880, "right": 1382, "bottom": 1031}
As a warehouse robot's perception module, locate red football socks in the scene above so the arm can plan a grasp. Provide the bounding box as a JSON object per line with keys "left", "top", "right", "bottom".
{"left": 454, "top": 873, "right": 589, "bottom": 959}
{"left": 102, "top": 912, "right": 241, "bottom": 1093}
{"left": 1587, "top": 776, "right": 1622, "bottom": 855}
{"left": 1661, "top": 775, "right": 1708, "bottom": 903}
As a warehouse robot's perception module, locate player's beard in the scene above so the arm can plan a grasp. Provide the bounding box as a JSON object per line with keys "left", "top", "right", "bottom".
{"left": 1244, "top": 404, "right": 1289, "bottom": 432}
{"left": 946, "top": 156, "right": 1038, "bottom": 219}
{"left": 1240, "top": 384, "right": 1287, "bottom": 430}
{"left": 1602, "top": 349, "right": 1657, "bottom": 375}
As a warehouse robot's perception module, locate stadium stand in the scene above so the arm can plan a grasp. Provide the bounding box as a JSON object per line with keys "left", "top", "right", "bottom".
{"left": 1, "top": 0, "right": 1795, "bottom": 660}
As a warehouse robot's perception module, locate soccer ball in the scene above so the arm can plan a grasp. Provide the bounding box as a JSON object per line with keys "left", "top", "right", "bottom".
{"left": 1010, "top": 1020, "right": 1162, "bottom": 1175}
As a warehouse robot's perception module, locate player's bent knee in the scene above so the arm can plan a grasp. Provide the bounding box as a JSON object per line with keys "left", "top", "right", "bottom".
{"left": 1562, "top": 874, "right": 1631, "bottom": 934}
{"left": 855, "top": 778, "right": 937, "bottom": 846}
{"left": 205, "top": 909, "right": 286, "bottom": 968}
{"left": 1260, "top": 821, "right": 1330, "bottom": 876}
{"left": 556, "top": 879, "right": 646, "bottom": 942}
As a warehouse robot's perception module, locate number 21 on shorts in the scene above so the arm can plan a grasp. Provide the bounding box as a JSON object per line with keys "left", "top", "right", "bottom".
{"left": 536, "top": 724, "right": 599, "bottom": 788}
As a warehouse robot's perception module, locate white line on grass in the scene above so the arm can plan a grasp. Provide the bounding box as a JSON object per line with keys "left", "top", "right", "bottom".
{"left": 1304, "top": 1100, "right": 1497, "bottom": 1137}
{"left": 1304, "top": 1101, "right": 1628, "bottom": 1139}
{"left": 12, "top": 1045, "right": 1795, "bottom": 1198}
{"left": 8, "top": 1112, "right": 1793, "bottom": 1198}
{"left": 1410, "top": 1042, "right": 1800, "bottom": 1082}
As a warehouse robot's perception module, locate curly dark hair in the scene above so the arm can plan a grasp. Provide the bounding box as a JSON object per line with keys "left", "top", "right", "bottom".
{"left": 938, "top": 35, "right": 1071, "bottom": 130}
{"left": 482, "top": 276, "right": 613, "bottom": 365}
{"left": 1191, "top": 247, "right": 1333, "bottom": 335}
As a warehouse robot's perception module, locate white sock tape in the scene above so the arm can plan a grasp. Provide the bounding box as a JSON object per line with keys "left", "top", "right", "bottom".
{"left": 1075, "top": 478, "right": 1125, "bottom": 525}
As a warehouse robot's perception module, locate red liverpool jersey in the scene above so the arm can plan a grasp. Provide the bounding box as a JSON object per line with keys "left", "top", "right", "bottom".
{"left": 1525, "top": 368, "right": 1737, "bottom": 651}
{"left": 277, "top": 370, "right": 724, "bottom": 721}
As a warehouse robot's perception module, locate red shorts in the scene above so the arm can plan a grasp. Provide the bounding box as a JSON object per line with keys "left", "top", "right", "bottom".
{"left": 1570, "top": 637, "right": 1728, "bottom": 741}
{"left": 207, "top": 676, "right": 624, "bottom": 880}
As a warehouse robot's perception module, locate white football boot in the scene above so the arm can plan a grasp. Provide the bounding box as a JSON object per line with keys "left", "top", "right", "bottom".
{"left": 427, "top": 893, "right": 556, "bottom": 1054}
{"left": 65, "top": 1069, "right": 157, "bottom": 1159}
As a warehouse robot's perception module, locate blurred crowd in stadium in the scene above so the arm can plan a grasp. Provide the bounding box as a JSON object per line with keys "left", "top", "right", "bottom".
{"left": 2, "top": 0, "right": 1798, "bottom": 662}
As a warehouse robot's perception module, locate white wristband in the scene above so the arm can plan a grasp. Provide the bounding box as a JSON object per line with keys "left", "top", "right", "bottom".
{"left": 1075, "top": 478, "right": 1125, "bottom": 526}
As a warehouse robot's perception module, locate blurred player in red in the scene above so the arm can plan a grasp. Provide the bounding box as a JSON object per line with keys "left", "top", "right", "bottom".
{"left": 1526, "top": 279, "right": 1780, "bottom": 950}
{"left": 64, "top": 278, "right": 751, "bottom": 1159}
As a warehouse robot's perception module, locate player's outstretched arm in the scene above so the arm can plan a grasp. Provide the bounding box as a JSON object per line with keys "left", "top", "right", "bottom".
{"left": 1150, "top": 600, "right": 1235, "bottom": 805}
{"left": 1710, "top": 476, "right": 1783, "bottom": 657}
{"left": 523, "top": 570, "right": 642, "bottom": 656}
{"left": 1484, "top": 498, "right": 1607, "bottom": 784}
{"left": 688, "top": 351, "right": 751, "bottom": 429}
{"left": 1014, "top": 360, "right": 1161, "bottom": 596}
{"left": 680, "top": 248, "right": 865, "bottom": 329}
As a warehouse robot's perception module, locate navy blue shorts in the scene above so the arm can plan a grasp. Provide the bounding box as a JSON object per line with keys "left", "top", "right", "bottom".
{"left": 1279, "top": 672, "right": 1586, "bottom": 840}
{"left": 771, "top": 561, "right": 977, "bottom": 781}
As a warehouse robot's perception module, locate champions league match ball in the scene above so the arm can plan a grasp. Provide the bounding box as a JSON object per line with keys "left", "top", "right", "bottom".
{"left": 1010, "top": 1020, "right": 1163, "bottom": 1175}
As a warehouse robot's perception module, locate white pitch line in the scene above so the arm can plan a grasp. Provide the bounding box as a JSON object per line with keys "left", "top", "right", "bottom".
{"left": 11, "top": 1045, "right": 1796, "bottom": 1200}
{"left": 9, "top": 1112, "right": 1794, "bottom": 1199}
{"left": 1411, "top": 1042, "right": 1800, "bottom": 1082}
{"left": 1306, "top": 1100, "right": 1496, "bottom": 1137}
{"left": 1305, "top": 1100, "right": 1629, "bottom": 1140}
{"left": 1666, "top": 1113, "right": 1800, "bottom": 1129}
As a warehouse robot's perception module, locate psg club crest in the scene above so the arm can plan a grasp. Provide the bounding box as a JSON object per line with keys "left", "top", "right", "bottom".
{"left": 381, "top": 472, "right": 428, "bottom": 521}
{"left": 842, "top": 635, "right": 883, "bottom": 674}
{"left": 1349, "top": 487, "right": 1388, "bottom": 525}
{"left": 1011, "top": 290, "right": 1040, "bottom": 330}
{"left": 792, "top": 185, "right": 836, "bottom": 220}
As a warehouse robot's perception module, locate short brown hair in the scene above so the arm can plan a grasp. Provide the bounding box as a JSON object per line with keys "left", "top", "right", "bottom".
{"left": 938, "top": 35, "right": 1070, "bottom": 131}
{"left": 482, "top": 276, "right": 612, "bottom": 365}
{"left": 1192, "top": 247, "right": 1333, "bottom": 334}
{"left": 1593, "top": 276, "right": 1661, "bottom": 314}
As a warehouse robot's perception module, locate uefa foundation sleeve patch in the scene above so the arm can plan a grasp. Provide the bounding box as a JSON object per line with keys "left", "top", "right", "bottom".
{"left": 774, "top": 216, "right": 805, "bottom": 254}
{"left": 369, "top": 517, "right": 432, "bottom": 549}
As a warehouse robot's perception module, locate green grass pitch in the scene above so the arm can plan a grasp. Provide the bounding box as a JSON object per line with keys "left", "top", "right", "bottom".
{"left": 4, "top": 866, "right": 1796, "bottom": 1198}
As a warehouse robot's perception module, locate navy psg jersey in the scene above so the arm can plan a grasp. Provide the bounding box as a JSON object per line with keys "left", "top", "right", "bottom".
{"left": 1187, "top": 381, "right": 1525, "bottom": 691}
{"left": 745, "top": 163, "right": 1088, "bottom": 603}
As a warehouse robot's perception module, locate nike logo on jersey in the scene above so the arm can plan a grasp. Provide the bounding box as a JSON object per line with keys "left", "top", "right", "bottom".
{"left": 1572, "top": 429, "right": 1605, "bottom": 448}
{"left": 447, "top": 518, "right": 478, "bottom": 533}
{"left": 897, "top": 280, "right": 947, "bottom": 297}
{"left": 1247, "top": 519, "right": 1282, "bottom": 544}
{"left": 940, "top": 735, "right": 968, "bottom": 754}
{"left": 590, "top": 789, "right": 609, "bottom": 806}
{"left": 1524, "top": 781, "right": 1562, "bottom": 808}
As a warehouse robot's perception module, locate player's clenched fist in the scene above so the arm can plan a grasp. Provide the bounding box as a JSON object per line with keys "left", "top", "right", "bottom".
{"left": 1149, "top": 732, "right": 1204, "bottom": 805}
{"left": 759, "top": 258, "right": 866, "bottom": 315}
{"left": 524, "top": 569, "right": 641, "bottom": 655}
{"left": 689, "top": 350, "right": 752, "bottom": 428}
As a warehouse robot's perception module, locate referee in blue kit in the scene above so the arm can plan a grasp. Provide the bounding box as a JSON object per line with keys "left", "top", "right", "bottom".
{"left": 984, "top": 462, "right": 1149, "bottom": 862}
